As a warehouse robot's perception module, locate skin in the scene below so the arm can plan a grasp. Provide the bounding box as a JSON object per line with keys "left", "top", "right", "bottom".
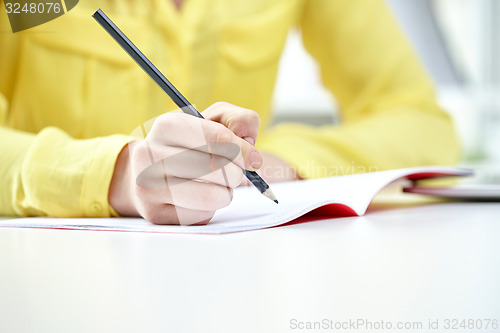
{"left": 109, "top": 2, "right": 299, "bottom": 225}
{"left": 109, "top": 102, "right": 299, "bottom": 225}
{"left": 168, "top": 0, "right": 299, "bottom": 184}
{"left": 171, "top": 0, "right": 185, "bottom": 10}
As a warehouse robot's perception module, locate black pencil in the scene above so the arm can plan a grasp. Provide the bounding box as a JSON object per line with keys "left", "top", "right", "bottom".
{"left": 92, "top": 8, "right": 278, "bottom": 204}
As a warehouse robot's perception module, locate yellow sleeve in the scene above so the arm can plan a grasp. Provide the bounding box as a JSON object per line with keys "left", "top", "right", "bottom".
{"left": 0, "top": 9, "right": 129, "bottom": 217}
{"left": 0, "top": 95, "right": 128, "bottom": 217}
{"left": 257, "top": 0, "right": 460, "bottom": 178}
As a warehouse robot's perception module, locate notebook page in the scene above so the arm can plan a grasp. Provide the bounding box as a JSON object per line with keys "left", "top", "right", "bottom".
{"left": 0, "top": 167, "right": 472, "bottom": 234}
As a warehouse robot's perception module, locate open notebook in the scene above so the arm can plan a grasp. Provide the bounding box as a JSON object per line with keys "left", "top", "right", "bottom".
{"left": 0, "top": 167, "right": 472, "bottom": 234}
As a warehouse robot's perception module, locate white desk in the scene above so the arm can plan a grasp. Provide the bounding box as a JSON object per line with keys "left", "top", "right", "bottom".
{"left": 1, "top": 201, "right": 499, "bottom": 333}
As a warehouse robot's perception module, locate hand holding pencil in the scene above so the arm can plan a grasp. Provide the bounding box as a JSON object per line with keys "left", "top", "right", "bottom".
{"left": 109, "top": 103, "right": 264, "bottom": 226}
{"left": 94, "top": 9, "right": 278, "bottom": 225}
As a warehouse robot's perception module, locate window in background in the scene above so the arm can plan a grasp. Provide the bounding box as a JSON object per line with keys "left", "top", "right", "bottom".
{"left": 272, "top": 29, "right": 337, "bottom": 127}
{"left": 272, "top": 0, "right": 500, "bottom": 163}
{"left": 432, "top": 0, "right": 500, "bottom": 162}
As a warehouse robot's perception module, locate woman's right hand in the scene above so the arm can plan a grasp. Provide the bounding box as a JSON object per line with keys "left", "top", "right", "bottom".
{"left": 109, "top": 102, "right": 263, "bottom": 225}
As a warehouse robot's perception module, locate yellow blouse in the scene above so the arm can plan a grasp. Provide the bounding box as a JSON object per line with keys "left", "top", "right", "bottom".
{"left": 0, "top": 0, "right": 460, "bottom": 217}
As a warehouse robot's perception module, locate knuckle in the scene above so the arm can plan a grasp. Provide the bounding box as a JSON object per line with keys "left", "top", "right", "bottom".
{"left": 143, "top": 206, "right": 178, "bottom": 225}
{"left": 142, "top": 209, "right": 163, "bottom": 225}
{"left": 232, "top": 108, "right": 259, "bottom": 125}
{"left": 244, "top": 109, "right": 261, "bottom": 126}
{"left": 225, "top": 165, "right": 244, "bottom": 188}
{"left": 155, "top": 113, "right": 171, "bottom": 127}
{"left": 215, "top": 186, "right": 233, "bottom": 208}
{"left": 130, "top": 143, "right": 147, "bottom": 162}
{"left": 156, "top": 112, "right": 184, "bottom": 131}
{"left": 212, "top": 125, "right": 233, "bottom": 143}
{"left": 212, "top": 101, "right": 232, "bottom": 109}
{"left": 228, "top": 122, "right": 243, "bottom": 138}
{"left": 199, "top": 185, "right": 232, "bottom": 210}
{"left": 144, "top": 211, "right": 163, "bottom": 225}
{"left": 220, "top": 188, "right": 234, "bottom": 207}
{"left": 199, "top": 187, "right": 218, "bottom": 209}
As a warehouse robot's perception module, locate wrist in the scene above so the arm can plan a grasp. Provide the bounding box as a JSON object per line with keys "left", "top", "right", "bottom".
{"left": 109, "top": 143, "right": 139, "bottom": 216}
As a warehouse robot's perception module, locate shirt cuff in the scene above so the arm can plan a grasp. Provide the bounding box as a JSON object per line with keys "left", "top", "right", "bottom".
{"left": 81, "top": 134, "right": 131, "bottom": 217}
{"left": 20, "top": 127, "right": 130, "bottom": 217}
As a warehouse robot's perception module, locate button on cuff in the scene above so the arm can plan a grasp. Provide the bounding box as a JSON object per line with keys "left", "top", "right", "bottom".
{"left": 89, "top": 202, "right": 104, "bottom": 215}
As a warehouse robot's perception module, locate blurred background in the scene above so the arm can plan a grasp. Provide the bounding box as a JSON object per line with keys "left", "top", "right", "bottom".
{"left": 273, "top": 0, "right": 500, "bottom": 169}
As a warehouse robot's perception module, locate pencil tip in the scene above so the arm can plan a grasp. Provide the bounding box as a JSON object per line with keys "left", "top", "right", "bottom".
{"left": 262, "top": 188, "right": 278, "bottom": 203}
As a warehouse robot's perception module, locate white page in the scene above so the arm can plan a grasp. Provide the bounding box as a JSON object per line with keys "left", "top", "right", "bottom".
{"left": 0, "top": 167, "right": 472, "bottom": 234}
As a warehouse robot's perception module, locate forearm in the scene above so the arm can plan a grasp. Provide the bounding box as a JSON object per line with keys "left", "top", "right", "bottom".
{"left": 257, "top": 107, "right": 460, "bottom": 179}
{"left": 275, "top": 0, "right": 461, "bottom": 178}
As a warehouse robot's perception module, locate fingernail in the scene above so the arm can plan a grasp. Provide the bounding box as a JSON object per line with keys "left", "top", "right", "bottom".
{"left": 244, "top": 136, "right": 255, "bottom": 146}
{"left": 250, "top": 151, "right": 262, "bottom": 170}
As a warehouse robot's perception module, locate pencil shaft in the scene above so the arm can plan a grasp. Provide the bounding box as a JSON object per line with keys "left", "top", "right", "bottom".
{"left": 92, "top": 9, "right": 200, "bottom": 117}
{"left": 93, "top": 9, "right": 277, "bottom": 202}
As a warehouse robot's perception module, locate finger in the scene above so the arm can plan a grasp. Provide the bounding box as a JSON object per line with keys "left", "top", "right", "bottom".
{"left": 239, "top": 177, "right": 251, "bottom": 187}
{"left": 135, "top": 149, "right": 244, "bottom": 188}
{"left": 202, "top": 102, "right": 261, "bottom": 146}
{"left": 131, "top": 139, "right": 239, "bottom": 176}
{"left": 148, "top": 142, "right": 241, "bottom": 171}
{"left": 136, "top": 178, "right": 234, "bottom": 211}
{"left": 141, "top": 203, "right": 215, "bottom": 226}
{"left": 138, "top": 164, "right": 243, "bottom": 189}
{"left": 148, "top": 113, "right": 263, "bottom": 171}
